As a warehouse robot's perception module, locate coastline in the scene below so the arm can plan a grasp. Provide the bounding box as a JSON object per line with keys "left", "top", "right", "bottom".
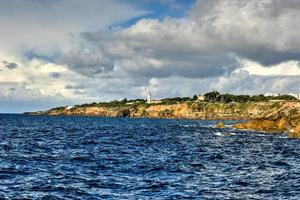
{"left": 25, "top": 101, "right": 300, "bottom": 138}
{"left": 25, "top": 101, "right": 280, "bottom": 120}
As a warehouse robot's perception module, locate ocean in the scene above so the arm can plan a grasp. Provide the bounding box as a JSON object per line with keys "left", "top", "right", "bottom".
{"left": 0, "top": 114, "right": 299, "bottom": 199}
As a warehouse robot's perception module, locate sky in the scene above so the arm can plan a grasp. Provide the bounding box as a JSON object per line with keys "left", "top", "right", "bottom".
{"left": 0, "top": 0, "right": 300, "bottom": 113}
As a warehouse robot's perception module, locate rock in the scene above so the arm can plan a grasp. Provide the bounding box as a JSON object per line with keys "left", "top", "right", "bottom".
{"left": 234, "top": 119, "right": 287, "bottom": 132}
{"left": 288, "top": 124, "right": 300, "bottom": 138}
{"left": 233, "top": 123, "right": 247, "bottom": 130}
{"left": 288, "top": 131, "right": 300, "bottom": 138}
{"left": 215, "top": 122, "right": 225, "bottom": 128}
{"left": 234, "top": 109, "right": 300, "bottom": 138}
{"left": 277, "top": 118, "right": 290, "bottom": 130}
{"left": 117, "top": 109, "right": 131, "bottom": 117}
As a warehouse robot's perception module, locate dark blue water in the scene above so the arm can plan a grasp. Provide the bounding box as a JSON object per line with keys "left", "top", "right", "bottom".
{"left": 0, "top": 114, "right": 299, "bottom": 199}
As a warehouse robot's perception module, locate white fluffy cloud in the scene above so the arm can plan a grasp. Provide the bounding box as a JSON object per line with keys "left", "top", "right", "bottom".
{"left": 0, "top": 0, "right": 146, "bottom": 56}
{"left": 237, "top": 59, "right": 300, "bottom": 76}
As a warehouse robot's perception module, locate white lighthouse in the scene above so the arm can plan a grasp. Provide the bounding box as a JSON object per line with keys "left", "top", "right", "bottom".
{"left": 147, "top": 91, "right": 152, "bottom": 104}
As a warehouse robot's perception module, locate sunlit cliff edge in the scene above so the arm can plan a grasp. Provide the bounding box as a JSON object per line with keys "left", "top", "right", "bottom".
{"left": 233, "top": 102, "right": 300, "bottom": 138}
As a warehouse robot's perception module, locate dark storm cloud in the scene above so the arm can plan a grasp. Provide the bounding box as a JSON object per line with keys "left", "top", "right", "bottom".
{"left": 49, "top": 72, "right": 61, "bottom": 78}
{"left": 3, "top": 61, "right": 18, "bottom": 69}
{"left": 238, "top": 49, "right": 300, "bottom": 66}
{"left": 190, "top": 0, "right": 300, "bottom": 66}
{"left": 25, "top": 50, "right": 60, "bottom": 63}
{"left": 73, "top": 89, "right": 87, "bottom": 95}
{"left": 65, "top": 84, "right": 85, "bottom": 90}
{"left": 64, "top": 84, "right": 87, "bottom": 95}
{"left": 61, "top": 48, "right": 114, "bottom": 77}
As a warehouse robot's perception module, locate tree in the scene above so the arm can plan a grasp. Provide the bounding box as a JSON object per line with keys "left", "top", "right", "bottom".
{"left": 204, "top": 91, "right": 220, "bottom": 102}
{"left": 193, "top": 95, "right": 198, "bottom": 101}
{"left": 235, "top": 95, "right": 250, "bottom": 103}
{"left": 250, "top": 94, "right": 266, "bottom": 102}
{"left": 219, "top": 94, "right": 235, "bottom": 103}
{"left": 273, "top": 95, "right": 297, "bottom": 101}
{"left": 121, "top": 98, "right": 128, "bottom": 104}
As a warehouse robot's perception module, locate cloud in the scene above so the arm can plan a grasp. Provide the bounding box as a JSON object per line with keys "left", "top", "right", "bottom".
{"left": 190, "top": 0, "right": 300, "bottom": 65}
{"left": 214, "top": 70, "right": 300, "bottom": 95}
{"left": 64, "top": 18, "right": 237, "bottom": 78}
{"left": 0, "top": 81, "right": 74, "bottom": 113}
{"left": 237, "top": 59, "right": 300, "bottom": 76}
{"left": 62, "top": 0, "right": 300, "bottom": 79}
{"left": 0, "top": 82, "right": 42, "bottom": 100}
{"left": 2, "top": 61, "right": 18, "bottom": 69}
{"left": 0, "top": 57, "right": 86, "bottom": 101}
{"left": 0, "top": 0, "right": 148, "bottom": 112}
{"left": 0, "top": 0, "right": 147, "bottom": 56}
{"left": 49, "top": 72, "right": 61, "bottom": 78}
{"left": 73, "top": 89, "right": 87, "bottom": 95}
{"left": 1, "top": 0, "right": 300, "bottom": 113}
{"left": 137, "top": 70, "right": 300, "bottom": 99}
{"left": 65, "top": 84, "right": 85, "bottom": 90}
{"left": 61, "top": 47, "right": 114, "bottom": 76}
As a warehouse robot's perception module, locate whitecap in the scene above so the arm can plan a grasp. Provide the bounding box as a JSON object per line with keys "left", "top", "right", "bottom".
{"left": 214, "top": 132, "right": 223, "bottom": 136}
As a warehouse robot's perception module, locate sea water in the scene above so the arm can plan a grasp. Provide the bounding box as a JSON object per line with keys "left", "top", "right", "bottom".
{"left": 0, "top": 114, "right": 299, "bottom": 199}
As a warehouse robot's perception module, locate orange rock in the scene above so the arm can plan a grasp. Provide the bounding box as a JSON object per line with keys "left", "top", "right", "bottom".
{"left": 233, "top": 123, "right": 246, "bottom": 129}
{"left": 215, "top": 122, "right": 225, "bottom": 128}
{"left": 289, "top": 124, "right": 300, "bottom": 138}
{"left": 277, "top": 118, "right": 290, "bottom": 129}
{"left": 233, "top": 119, "right": 286, "bottom": 132}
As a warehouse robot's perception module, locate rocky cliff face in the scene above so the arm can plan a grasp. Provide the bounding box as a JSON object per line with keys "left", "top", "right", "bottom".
{"left": 139, "top": 101, "right": 296, "bottom": 120}
{"left": 31, "top": 101, "right": 297, "bottom": 120}
{"left": 27, "top": 101, "right": 300, "bottom": 137}
{"left": 233, "top": 102, "right": 300, "bottom": 138}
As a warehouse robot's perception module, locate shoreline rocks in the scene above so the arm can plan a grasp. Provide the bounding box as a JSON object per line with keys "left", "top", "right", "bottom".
{"left": 231, "top": 103, "right": 300, "bottom": 138}
{"left": 26, "top": 101, "right": 300, "bottom": 138}
{"left": 215, "top": 122, "right": 225, "bottom": 128}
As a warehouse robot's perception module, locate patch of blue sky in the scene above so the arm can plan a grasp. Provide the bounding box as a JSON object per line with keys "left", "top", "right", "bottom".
{"left": 111, "top": 0, "right": 196, "bottom": 29}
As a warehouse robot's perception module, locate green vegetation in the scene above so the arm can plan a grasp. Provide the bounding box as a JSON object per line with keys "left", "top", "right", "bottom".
{"left": 72, "top": 98, "right": 146, "bottom": 109}
{"left": 47, "top": 106, "right": 68, "bottom": 112}
{"left": 141, "top": 109, "right": 149, "bottom": 116}
{"left": 49, "top": 91, "right": 298, "bottom": 112}
{"left": 159, "top": 97, "right": 193, "bottom": 105}
{"left": 204, "top": 91, "right": 297, "bottom": 103}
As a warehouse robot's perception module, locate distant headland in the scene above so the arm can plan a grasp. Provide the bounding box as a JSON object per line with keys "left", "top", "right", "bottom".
{"left": 25, "top": 91, "right": 300, "bottom": 138}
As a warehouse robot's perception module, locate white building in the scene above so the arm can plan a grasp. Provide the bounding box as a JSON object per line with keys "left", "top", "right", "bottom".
{"left": 265, "top": 92, "right": 280, "bottom": 97}
{"left": 147, "top": 91, "right": 152, "bottom": 104}
{"left": 65, "top": 105, "right": 73, "bottom": 110}
{"left": 265, "top": 92, "right": 300, "bottom": 99}
{"left": 146, "top": 91, "right": 162, "bottom": 104}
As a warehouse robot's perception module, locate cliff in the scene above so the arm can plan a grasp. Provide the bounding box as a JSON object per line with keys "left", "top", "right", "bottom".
{"left": 233, "top": 102, "right": 300, "bottom": 138}
{"left": 26, "top": 101, "right": 297, "bottom": 120}
{"left": 26, "top": 101, "right": 300, "bottom": 137}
